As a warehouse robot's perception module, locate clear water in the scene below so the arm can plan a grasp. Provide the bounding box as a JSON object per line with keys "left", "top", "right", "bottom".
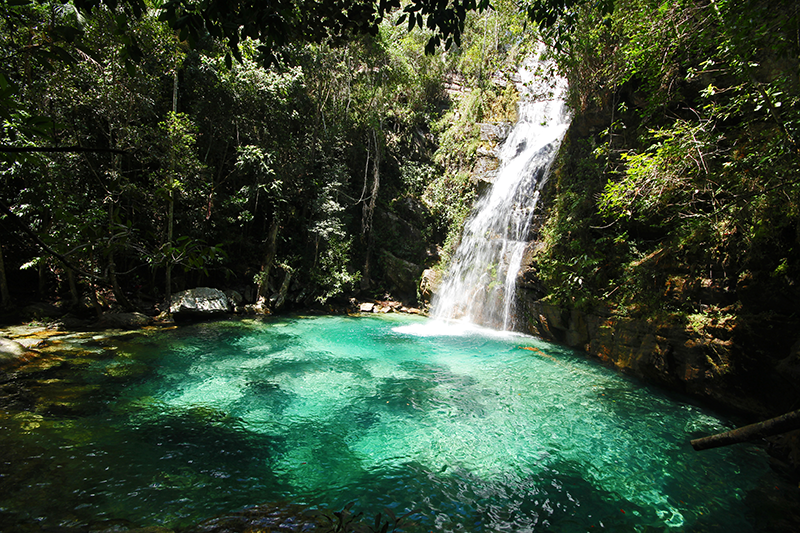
{"left": 0, "top": 315, "right": 778, "bottom": 531}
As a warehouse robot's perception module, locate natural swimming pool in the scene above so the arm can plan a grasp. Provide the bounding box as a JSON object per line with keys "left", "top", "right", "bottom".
{"left": 0, "top": 314, "right": 786, "bottom": 531}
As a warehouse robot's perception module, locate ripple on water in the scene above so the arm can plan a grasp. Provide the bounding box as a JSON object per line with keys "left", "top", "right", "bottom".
{"left": 0, "top": 314, "right": 785, "bottom": 532}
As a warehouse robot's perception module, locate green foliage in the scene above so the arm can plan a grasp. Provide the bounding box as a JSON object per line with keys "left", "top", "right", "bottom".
{"left": 154, "top": 236, "right": 227, "bottom": 276}
{"left": 531, "top": 0, "right": 800, "bottom": 324}
{"left": 423, "top": 170, "right": 476, "bottom": 264}
{"left": 1, "top": 0, "right": 576, "bottom": 308}
{"left": 159, "top": 111, "right": 205, "bottom": 191}
{"left": 599, "top": 119, "right": 720, "bottom": 223}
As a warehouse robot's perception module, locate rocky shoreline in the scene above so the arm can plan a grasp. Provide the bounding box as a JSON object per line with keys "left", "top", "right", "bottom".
{"left": 0, "top": 287, "right": 426, "bottom": 373}
{"left": 2, "top": 296, "right": 800, "bottom": 532}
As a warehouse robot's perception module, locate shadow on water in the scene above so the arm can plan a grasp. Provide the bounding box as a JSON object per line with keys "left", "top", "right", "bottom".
{"left": 2, "top": 315, "right": 798, "bottom": 532}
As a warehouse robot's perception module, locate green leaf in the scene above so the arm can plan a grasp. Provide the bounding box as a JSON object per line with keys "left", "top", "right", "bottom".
{"left": 124, "top": 58, "right": 137, "bottom": 76}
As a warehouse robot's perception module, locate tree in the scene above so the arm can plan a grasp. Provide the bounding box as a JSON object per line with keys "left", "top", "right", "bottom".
{"left": 0, "top": 236, "right": 10, "bottom": 307}
{"left": 531, "top": 0, "right": 799, "bottom": 322}
{"left": 72, "top": 0, "right": 494, "bottom": 64}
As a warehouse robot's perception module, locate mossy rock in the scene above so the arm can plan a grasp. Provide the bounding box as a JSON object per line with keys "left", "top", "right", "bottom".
{"left": 104, "top": 360, "right": 150, "bottom": 380}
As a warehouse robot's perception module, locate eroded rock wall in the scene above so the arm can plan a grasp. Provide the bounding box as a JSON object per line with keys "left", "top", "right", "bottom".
{"left": 516, "top": 294, "right": 800, "bottom": 418}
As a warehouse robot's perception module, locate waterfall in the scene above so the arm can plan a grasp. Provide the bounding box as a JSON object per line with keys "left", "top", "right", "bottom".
{"left": 431, "top": 60, "right": 570, "bottom": 331}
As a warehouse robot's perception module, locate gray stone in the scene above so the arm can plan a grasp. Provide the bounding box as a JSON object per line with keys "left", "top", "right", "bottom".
{"left": 224, "top": 290, "right": 243, "bottom": 306}
{"left": 0, "top": 337, "right": 27, "bottom": 366}
{"left": 419, "top": 269, "right": 441, "bottom": 303}
{"left": 169, "top": 287, "right": 231, "bottom": 316}
{"left": 0, "top": 337, "right": 27, "bottom": 364}
{"left": 225, "top": 290, "right": 244, "bottom": 313}
{"left": 479, "top": 122, "right": 512, "bottom": 143}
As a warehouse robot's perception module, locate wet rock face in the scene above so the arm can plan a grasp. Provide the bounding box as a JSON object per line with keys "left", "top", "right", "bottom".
{"left": 516, "top": 296, "right": 798, "bottom": 418}
{"left": 472, "top": 122, "right": 513, "bottom": 187}
{"left": 381, "top": 251, "right": 424, "bottom": 301}
{"left": 419, "top": 269, "right": 441, "bottom": 306}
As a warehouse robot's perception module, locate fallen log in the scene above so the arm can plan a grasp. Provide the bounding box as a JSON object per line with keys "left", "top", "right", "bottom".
{"left": 691, "top": 409, "right": 800, "bottom": 451}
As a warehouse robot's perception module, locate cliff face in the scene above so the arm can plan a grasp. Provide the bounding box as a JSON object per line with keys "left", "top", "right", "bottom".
{"left": 513, "top": 109, "right": 800, "bottom": 420}
{"left": 515, "top": 296, "right": 800, "bottom": 418}
{"left": 504, "top": 0, "right": 800, "bottom": 423}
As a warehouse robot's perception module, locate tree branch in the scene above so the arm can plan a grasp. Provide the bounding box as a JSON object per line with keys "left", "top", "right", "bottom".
{"left": 0, "top": 145, "right": 127, "bottom": 154}
{"left": 0, "top": 199, "right": 109, "bottom": 285}
{"left": 691, "top": 409, "right": 800, "bottom": 451}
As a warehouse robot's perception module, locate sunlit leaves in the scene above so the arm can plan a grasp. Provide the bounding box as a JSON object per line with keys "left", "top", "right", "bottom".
{"left": 599, "top": 121, "right": 719, "bottom": 223}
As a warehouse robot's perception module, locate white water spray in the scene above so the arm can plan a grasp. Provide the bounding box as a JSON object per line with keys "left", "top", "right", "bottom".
{"left": 431, "top": 59, "right": 570, "bottom": 330}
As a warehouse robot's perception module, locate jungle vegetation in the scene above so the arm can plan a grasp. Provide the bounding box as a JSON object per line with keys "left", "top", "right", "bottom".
{"left": 0, "top": 0, "right": 541, "bottom": 313}
{"left": 1, "top": 0, "right": 798, "bottom": 338}
{"left": 530, "top": 0, "right": 800, "bottom": 351}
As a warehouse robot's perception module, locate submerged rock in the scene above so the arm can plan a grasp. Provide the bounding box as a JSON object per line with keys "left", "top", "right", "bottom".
{"left": 184, "top": 502, "right": 345, "bottom": 533}
{"left": 169, "top": 287, "right": 231, "bottom": 317}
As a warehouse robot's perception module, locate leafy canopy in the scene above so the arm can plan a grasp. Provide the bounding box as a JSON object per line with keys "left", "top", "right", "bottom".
{"left": 67, "top": 0, "right": 613, "bottom": 65}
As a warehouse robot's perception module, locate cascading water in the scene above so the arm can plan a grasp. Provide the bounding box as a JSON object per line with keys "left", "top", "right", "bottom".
{"left": 431, "top": 58, "right": 570, "bottom": 330}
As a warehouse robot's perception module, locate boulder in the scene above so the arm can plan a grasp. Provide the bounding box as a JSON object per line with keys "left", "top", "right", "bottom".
{"left": 21, "top": 302, "right": 66, "bottom": 320}
{"left": 381, "top": 251, "right": 424, "bottom": 300}
{"left": 94, "top": 312, "right": 153, "bottom": 330}
{"left": 360, "top": 302, "right": 376, "bottom": 313}
{"left": 479, "top": 122, "right": 513, "bottom": 143}
{"left": 472, "top": 155, "right": 500, "bottom": 186}
{"left": 419, "top": 269, "right": 441, "bottom": 304}
{"left": 169, "top": 287, "right": 231, "bottom": 317}
{"left": 0, "top": 337, "right": 26, "bottom": 364}
{"left": 224, "top": 290, "right": 243, "bottom": 308}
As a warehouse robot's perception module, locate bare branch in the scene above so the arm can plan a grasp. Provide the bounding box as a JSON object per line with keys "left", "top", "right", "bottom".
{"left": 0, "top": 145, "right": 127, "bottom": 154}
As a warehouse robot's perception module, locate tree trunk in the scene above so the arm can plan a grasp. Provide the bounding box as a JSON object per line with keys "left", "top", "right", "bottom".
{"left": 88, "top": 280, "right": 102, "bottom": 316}
{"left": 165, "top": 190, "right": 174, "bottom": 307}
{"left": 107, "top": 202, "right": 133, "bottom": 310}
{"left": 360, "top": 128, "right": 381, "bottom": 290}
{"left": 274, "top": 266, "right": 293, "bottom": 310}
{"left": 165, "top": 70, "right": 179, "bottom": 309}
{"left": 38, "top": 260, "right": 47, "bottom": 299}
{"left": 691, "top": 409, "right": 800, "bottom": 451}
{"left": 0, "top": 240, "right": 11, "bottom": 307}
{"left": 107, "top": 249, "right": 132, "bottom": 310}
{"left": 67, "top": 267, "right": 80, "bottom": 307}
{"left": 256, "top": 216, "right": 280, "bottom": 305}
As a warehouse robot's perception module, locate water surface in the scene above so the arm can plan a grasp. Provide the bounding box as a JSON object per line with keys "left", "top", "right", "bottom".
{"left": 0, "top": 314, "right": 780, "bottom": 531}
